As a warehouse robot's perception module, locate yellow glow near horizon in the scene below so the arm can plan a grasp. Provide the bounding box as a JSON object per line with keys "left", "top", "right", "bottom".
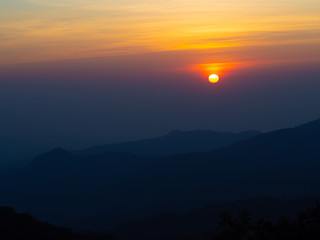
{"left": 208, "top": 74, "right": 220, "bottom": 83}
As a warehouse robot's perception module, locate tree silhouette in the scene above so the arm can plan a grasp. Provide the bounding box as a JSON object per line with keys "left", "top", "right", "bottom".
{"left": 212, "top": 202, "right": 320, "bottom": 240}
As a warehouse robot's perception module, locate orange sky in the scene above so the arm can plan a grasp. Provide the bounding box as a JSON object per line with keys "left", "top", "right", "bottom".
{"left": 1, "top": 0, "right": 320, "bottom": 148}
{"left": 1, "top": 0, "right": 320, "bottom": 77}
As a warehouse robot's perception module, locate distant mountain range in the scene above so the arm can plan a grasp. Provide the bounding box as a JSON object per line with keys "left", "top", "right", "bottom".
{"left": 1, "top": 118, "right": 320, "bottom": 232}
{"left": 0, "top": 136, "right": 48, "bottom": 169}
{"left": 0, "top": 129, "right": 260, "bottom": 224}
{"left": 77, "top": 130, "right": 261, "bottom": 156}
{"left": 100, "top": 118, "right": 320, "bottom": 218}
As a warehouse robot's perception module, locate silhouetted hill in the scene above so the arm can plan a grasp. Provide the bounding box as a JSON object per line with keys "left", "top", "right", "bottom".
{"left": 0, "top": 136, "right": 48, "bottom": 169}
{"left": 77, "top": 130, "right": 261, "bottom": 156}
{"left": 0, "top": 206, "right": 112, "bottom": 240}
{"left": 1, "top": 118, "right": 320, "bottom": 228}
{"left": 36, "top": 147, "right": 74, "bottom": 160}
{"left": 296, "top": 117, "right": 320, "bottom": 132}
{"left": 32, "top": 148, "right": 76, "bottom": 166}
{"left": 0, "top": 150, "right": 158, "bottom": 222}
{"left": 108, "top": 196, "right": 320, "bottom": 240}
{"left": 103, "top": 118, "right": 320, "bottom": 216}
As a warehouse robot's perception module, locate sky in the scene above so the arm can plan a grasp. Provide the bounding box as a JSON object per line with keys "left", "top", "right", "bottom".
{"left": 0, "top": 0, "right": 320, "bottom": 152}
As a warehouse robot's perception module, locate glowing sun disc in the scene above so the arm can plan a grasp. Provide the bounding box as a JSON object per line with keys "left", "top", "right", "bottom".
{"left": 208, "top": 74, "right": 219, "bottom": 83}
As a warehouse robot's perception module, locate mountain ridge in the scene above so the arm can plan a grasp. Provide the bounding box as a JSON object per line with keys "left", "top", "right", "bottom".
{"left": 76, "top": 129, "right": 261, "bottom": 156}
{"left": 1, "top": 118, "right": 320, "bottom": 229}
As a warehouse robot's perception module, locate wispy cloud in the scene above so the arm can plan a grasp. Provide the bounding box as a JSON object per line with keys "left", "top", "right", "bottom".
{"left": 0, "top": 0, "right": 319, "bottom": 65}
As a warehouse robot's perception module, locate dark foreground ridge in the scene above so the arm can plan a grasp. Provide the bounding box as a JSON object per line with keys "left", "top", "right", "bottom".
{"left": 108, "top": 196, "right": 320, "bottom": 240}
{"left": 0, "top": 206, "right": 113, "bottom": 240}
{"left": 3, "top": 200, "right": 320, "bottom": 240}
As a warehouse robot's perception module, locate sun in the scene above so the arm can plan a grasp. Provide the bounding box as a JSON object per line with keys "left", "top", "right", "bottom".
{"left": 208, "top": 74, "right": 219, "bottom": 83}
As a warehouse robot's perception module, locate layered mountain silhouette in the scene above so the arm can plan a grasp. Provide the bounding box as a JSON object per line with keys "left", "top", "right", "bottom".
{"left": 77, "top": 130, "right": 261, "bottom": 156}
{"left": 98, "top": 118, "right": 320, "bottom": 217}
{"left": 1, "top": 118, "right": 320, "bottom": 230}
{"left": 0, "top": 150, "right": 157, "bottom": 223}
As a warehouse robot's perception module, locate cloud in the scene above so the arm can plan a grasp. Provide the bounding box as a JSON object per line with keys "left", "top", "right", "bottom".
{"left": 0, "top": 0, "right": 318, "bottom": 65}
